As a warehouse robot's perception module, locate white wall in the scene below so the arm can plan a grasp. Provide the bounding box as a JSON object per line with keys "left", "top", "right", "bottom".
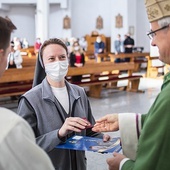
{"left": 0, "top": 0, "right": 69, "bottom": 45}
{"left": 110, "top": 0, "right": 150, "bottom": 53}
{"left": 110, "top": 0, "right": 128, "bottom": 52}
{"left": 49, "top": 2, "right": 71, "bottom": 39}
{"left": 136, "top": 0, "right": 150, "bottom": 52}
{"left": 0, "top": 4, "right": 35, "bottom": 45}
{"left": 49, "top": 4, "right": 64, "bottom": 39}
{"left": 0, "top": 0, "right": 151, "bottom": 52}
{"left": 71, "top": 0, "right": 112, "bottom": 38}
{"left": 128, "top": 0, "right": 136, "bottom": 39}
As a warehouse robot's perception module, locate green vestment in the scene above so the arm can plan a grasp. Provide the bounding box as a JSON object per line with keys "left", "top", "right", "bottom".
{"left": 123, "top": 73, "right": 170, "bottom": 170}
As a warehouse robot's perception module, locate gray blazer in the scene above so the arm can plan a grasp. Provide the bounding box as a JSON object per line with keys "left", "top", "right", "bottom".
{"left": 17, "top": 79, "right": 103, "bottom": 170}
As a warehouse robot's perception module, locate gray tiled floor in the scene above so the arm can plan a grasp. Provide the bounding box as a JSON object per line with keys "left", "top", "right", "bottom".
{"left": 0, "top": 77, "right": 163, "bottom": 170}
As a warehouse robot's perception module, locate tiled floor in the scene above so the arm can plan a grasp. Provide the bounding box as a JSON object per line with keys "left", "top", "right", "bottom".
{"left": 0, "top": 77, "right": 163, "bottom": 170}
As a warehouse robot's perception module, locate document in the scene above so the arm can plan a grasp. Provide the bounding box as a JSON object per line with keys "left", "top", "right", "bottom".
{"left": 56, "top": 135, "right": 121, "bottom": 153}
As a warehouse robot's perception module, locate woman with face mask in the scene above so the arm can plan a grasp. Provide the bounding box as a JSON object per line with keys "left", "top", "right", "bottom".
{"left": 17, "top": 38, "right": 110, "bottom": 170}
{"left": 69, "top": 41, "right": 85, "bottom": 83}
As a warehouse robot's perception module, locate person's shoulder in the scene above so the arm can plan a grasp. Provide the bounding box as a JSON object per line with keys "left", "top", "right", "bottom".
{"left": 0, "top": 108, "right": 27, "bottom": 123}
{"left": 68, "top": 82, "right": 83, "bottom": 89}
{"left": 161, "top": 82, "right": 170, "bottom": 94}
{"left": 0, "top": 107, "right": 33, "bottom": 137}
{"left": 0, "top": 107, "right": 19, "bottom": 119}
{"left": 67, "top": 81, "right": 86, "bottom": 93}
{"left": 156, "top": 83, "right": 170, "bottom": 106}
{"left": 23, "top": 83, "right": 42, "bottom": 98}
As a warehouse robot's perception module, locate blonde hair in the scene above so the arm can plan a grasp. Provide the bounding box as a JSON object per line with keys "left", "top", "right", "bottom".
{"left": 72, "top": 41, "right": 84, "bottom": 54}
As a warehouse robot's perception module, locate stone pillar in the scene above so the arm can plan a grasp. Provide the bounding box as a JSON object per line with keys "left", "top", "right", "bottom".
{"left": 35, "top": 0, "right": 49, "bottom": 43}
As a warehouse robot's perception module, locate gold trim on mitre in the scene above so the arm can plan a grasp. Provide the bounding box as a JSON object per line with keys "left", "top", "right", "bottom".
{"left": 145, "top": 0, "right": 170, "bottom": 22}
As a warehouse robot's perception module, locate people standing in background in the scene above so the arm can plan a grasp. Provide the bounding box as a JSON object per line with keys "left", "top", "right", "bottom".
{"left": 34, "top": 37, "right": 42, "bottom": 54}
{"left": 79, "top": 36, "right": 88, "bottom": 51}
{"left": 7, "top": 41, "right": 23, "bottom": 69}
{"left": 0, "top": 16, "right": 54, "bottom": 170}
{"left": 13, "top": 37, "right": 22, "bottom": 50}
{"left": 22, "top": 38, "right": 29, "bottom": 49}
{"left": 69, "top": 41, "right": 85, "bottom": 82}
{"left": 123, "top": 33, "right": 134, "bottom": 62}
{"left": 114, "top": 34, "right": 123, "bottom": 63}
{"left": 94, "top": 36, "right": 105, "bottom": 62}
{"left": 69, "top": 37, "right": 77, "bottom": 47}
{"left": 17, "top": 38, "right": 110, "bottom": 170}
{"left": 65, "top": 37, "right": 70, "bottom": 47}
{"left": 64, "top": 37, "right": 72, "bottom": 56}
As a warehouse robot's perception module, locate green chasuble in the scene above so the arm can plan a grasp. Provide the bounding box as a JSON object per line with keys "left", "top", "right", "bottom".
{"left": 123, "top": 72, "right": 170, "bottom": 170}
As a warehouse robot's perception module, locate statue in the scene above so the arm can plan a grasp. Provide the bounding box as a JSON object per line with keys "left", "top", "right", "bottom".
{"left": 96, "top": 16, "right": 103, "bottom": 30}
{"left": 63, "top": 15, "right": 71, "bottom": 29}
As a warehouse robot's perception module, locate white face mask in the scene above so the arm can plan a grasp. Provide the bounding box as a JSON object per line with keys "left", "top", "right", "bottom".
{"left": 96, "top": 38, "right": 101, "bottom": 43}
{"left": 45, "top": 60, "right": 69, "bottom": 82}
{"left": 74, "top": 46, "right": 80, "bottom": 51}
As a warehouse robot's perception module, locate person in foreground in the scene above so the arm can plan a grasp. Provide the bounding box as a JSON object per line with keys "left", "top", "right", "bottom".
{"left": 17, "top": 38, "right": 110, "bottom": 170}
{"left": 0, "top": 16, "right": 54, "bottom": 170}
{"left": 92, "top": 0, "right": 170, "bottom": 169}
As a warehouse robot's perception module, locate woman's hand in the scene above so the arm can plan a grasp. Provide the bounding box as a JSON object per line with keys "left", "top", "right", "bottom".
{"left": 92, "top": 114, "right": 119, "bottom": 132}
{"left": 74, "top": 63, "right": 83, "bottom": 67}
{"left": 58, "top": 117, "right": 91, "bottom": 137}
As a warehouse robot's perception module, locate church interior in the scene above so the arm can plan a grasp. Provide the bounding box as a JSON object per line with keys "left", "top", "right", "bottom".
{"left": 0, "top": 0, "right": 168, "bottom": 169}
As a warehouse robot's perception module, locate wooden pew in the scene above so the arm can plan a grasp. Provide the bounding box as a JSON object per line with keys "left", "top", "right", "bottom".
{"left": 108, "top": 52, "right": 150, "bottom": 61}
{"left": 84, "top": 51, "right": 95, "bottom": 62}
{"left": 84, "top": 52, "right": 110, "bottom": 63}
{"left": 85, "top": 52, "right": 149, "bottom": 66}
{"left": 22, "top": 56, "right": 37, "bottom": 67}
{"left": 87, "top": 52, "right": 150, "bottom": 72}
{"left": 0, "top": 62, "right": 142, "bottom": 98}
{"left": 1, "top": 51, "right": 37, "bottom": 97}
{"left": 0, "top": 67, "right": 35, "bottom": 97}
{"left": 146, "top": 56, "right": 164, "bottom": 78}
{"left": 67, "top": 62, "right": 143, "bottom": 98}
{"left": 108, "top": 52, "right": 150, "bottom": 73}
{"left": 20, "top": 46, "right": 35, "bottom": 58}
{"left": 95, "top": 52, "right": 110, "bottom": 63}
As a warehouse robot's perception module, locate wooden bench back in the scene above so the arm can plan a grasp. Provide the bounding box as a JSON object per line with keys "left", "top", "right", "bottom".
{"left": 22, "top": 56, "right": 37, "bottom": 67}
{"left": 108, "top": 52, "right": 150, "bottom": 58}
{"left": 0, "top": 62, "right": 135, "bottom": 83}
{"left": 108, "top": 52, "right": 150, "bottom": 62}
{"left": 0, "top": 67, "right": 35, "bottom": 83}
{"left": 20, "top": 46, "right": 35, "bottom": 57}
{"left": 0, "top": 62, "right": 141, "bottom": 98}
{"left": 67, "top": 62, "right": 135, "bottom": 76}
